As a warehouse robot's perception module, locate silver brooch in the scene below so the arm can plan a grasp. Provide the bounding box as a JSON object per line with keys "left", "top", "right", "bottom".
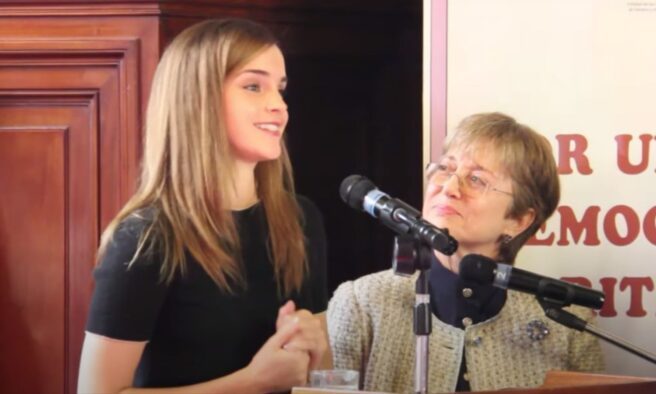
{"left": 526, "top": 319, "right": 550, "bottom": 341}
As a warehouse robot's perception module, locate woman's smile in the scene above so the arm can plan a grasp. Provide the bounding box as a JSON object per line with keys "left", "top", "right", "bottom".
{"left": 254, "top": 121, "right": 283, "bottom": 136}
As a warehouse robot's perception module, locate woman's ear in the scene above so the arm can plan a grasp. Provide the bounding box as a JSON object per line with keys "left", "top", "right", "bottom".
{"left": 506, "top": 208, "right": 536, "bottom": 238}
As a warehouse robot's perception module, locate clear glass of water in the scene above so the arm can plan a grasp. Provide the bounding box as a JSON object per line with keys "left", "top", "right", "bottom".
{"left": 309, "top": 369, "right": 360, "bottom": 390}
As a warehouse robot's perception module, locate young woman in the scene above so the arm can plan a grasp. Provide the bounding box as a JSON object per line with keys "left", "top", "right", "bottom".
{"left": 78, "top": 19, "right": 328, "bottom": 393}
{"left": 327, "top": 112, "right": 604, "bottom": 393}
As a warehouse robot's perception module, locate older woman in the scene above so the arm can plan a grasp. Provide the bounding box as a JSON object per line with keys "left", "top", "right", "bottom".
{"left": 327, "top": 112, "right": 603, "bottom": 393}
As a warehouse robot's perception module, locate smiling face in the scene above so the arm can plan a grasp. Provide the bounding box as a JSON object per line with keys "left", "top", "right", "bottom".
{"left": 222, "top": 45, "right": 288, "bottom": 164}
{"left": 422, "top": 144, "right": 533, "bottom": 259}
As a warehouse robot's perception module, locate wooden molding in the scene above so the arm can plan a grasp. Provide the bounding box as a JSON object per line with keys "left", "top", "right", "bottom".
{"left": 0, "top": 1, "right": 418, "bottom": 23}
{"left": 1, "top": 37, "right": 143, "bottom": 206}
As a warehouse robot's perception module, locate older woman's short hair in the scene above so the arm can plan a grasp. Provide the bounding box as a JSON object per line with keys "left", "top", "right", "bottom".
{"left": 444, "top": 112, "right": 560, "bottom": 263}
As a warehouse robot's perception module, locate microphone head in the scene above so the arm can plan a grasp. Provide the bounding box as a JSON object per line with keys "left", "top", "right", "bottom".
{"left": 339, "top": 175, "right": 376, "bottom": 210}
{"left": 459, "top": 254, "right": 497, "bottom": 285}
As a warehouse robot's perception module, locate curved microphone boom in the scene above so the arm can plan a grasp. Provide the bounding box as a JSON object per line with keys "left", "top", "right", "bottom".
{"left": 339, "top": 175, "right": 458, "bottom": 255}
{"left": 459, "top": 254, "right": 605, "bottom": 309}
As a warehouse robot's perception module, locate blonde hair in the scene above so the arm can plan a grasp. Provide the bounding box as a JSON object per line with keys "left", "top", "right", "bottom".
{"left": 445, "top": 112, "right": 560, "bottom": 263}
{"left": 98, "top": 19, "right": 306, "bottom": 295}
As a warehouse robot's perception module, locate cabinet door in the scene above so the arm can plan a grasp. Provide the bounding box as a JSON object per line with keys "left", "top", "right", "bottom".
{"left": 0, "top": 34, "right": 147, "bottom": 394}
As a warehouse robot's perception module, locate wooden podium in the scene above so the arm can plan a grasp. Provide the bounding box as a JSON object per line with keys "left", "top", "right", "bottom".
{"left": 292, "top": 371, "right": 656, "bottom": 394}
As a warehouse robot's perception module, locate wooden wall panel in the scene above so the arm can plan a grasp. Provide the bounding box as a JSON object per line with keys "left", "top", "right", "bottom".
{"left": 0, "top": 15, "right": 159, "bottom": 114}
{"left": 0, "top": 19, "right": 155, "bottom": 393}
{"left": 0, "top": 102, "right": 98, "bottom": 393}
{"left": 0, "top": 37, "right": 146, "bottom": 223}
{"left": 0, "top": 128, "right": 66, "bottom": 394}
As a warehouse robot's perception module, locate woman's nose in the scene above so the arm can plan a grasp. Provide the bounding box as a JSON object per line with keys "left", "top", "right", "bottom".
{"left": 266, "top": 90, "right": 287, "bottom": 112}
{"left": 441, "top": 172, "right": 463, "bottom": 198}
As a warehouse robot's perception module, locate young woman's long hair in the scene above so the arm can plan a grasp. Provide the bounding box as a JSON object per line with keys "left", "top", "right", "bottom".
{"left": 97, "top": 19, "right": 306, "bottom": 296}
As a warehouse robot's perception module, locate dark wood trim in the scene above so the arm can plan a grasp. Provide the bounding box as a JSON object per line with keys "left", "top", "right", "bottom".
{"left": 0, "top": 1, "right": 418, "bottom": 23}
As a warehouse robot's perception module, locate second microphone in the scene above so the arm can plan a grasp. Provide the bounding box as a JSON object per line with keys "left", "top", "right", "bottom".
{"left": 340, "top": 174, "right": 458, "bottom": 255}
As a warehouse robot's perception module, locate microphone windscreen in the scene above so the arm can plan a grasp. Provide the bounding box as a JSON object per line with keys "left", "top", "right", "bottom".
{"left": 459, "top": 254, "right": 497, "bottom": 285}
{"left": 339, "top": 175, "right": 376, "bottom": 209}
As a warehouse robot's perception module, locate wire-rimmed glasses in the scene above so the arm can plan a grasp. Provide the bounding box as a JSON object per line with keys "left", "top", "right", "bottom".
{"left": 425, "top": 160, "right": 512, "bottom": 198}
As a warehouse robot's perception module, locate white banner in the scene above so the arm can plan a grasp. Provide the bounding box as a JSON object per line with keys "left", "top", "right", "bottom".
{"left": 427, "top": 0, "right": 656, "bottom": 377}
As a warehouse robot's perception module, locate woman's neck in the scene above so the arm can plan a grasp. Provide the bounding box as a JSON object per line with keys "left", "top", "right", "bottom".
{"left": 225, "top": 160, "right": 258, "bottom": 210}
{"left": 437, "top": 244, "right": 500, "bottom": 273}
{"left": 436, "top": 252, "right": 462, "bottom": 273}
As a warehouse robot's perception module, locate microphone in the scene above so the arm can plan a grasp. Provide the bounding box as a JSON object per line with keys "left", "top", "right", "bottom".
{"left": 459, "top": 254, "right": 605, "bottom": 309}
{"left": 339, "top": 174, "right": 458, "bottom": 255}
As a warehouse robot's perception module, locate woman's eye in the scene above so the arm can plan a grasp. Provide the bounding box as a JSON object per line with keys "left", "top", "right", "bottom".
{"left": 469, "top": 175, "right": 487, "bottom": 188}
{"left": 244, "top": 84, "right": 260, "bottom": 92}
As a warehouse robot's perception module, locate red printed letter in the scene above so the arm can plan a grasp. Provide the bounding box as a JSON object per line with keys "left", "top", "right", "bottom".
{"left": 604, "top": 205, "right": 640, "bottom": 246}
{"left": 619, "top": 277, "right": 654, "bottom": 317}
{"left": 615, "top": 134, "right": 655, "bottom": 175}
{"left": 556, "top": 134, "right": 593, "bottom": 175}
{"left": 599, "top": 277, "right": 618, "bottom": 317}
{"left": 644, "top": 206, "right": 656, "bottom": 245}
{"left": 557, "top": 206, "right": 601, "bottom": 246}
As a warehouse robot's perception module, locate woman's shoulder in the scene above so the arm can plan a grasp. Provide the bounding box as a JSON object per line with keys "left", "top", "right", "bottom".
{"left": 354, "top": 269, "right": 414, "bottom": 289}
{"left": 106, "top": 208, "right": 157, "bottom": 247}
{"left": 328, "top": 270, "right": 415, "bottom": 335}
{"left": 332, "top": 269, "right": 415, "bottom": 307}
{"left": 99, "top": 207, "right": 161, "bottom": 268}
{"left": 295, "top": 194, "right": 326, "bottom": 236}
{"left": 295, "top": 194, "right": 321, "bottom": 219}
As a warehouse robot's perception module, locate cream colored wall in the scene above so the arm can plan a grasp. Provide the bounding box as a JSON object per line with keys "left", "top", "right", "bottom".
{"left": 426, "top": 0, "right": 656, "bottom": 378}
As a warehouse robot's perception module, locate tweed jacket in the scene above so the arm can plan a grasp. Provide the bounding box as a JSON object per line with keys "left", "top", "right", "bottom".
{"left": 327, "top": 270, "right": 604, "bottom": 393}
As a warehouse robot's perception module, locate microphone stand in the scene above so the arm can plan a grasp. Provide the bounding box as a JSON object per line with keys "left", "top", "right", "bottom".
{"left": 393, "top": 235, "right": 434, "bottom": 394}
{"left": 535, "top": 297, "right": 656, "bottom": 365}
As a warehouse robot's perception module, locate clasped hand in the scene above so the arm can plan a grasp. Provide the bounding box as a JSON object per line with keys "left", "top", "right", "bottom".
{"left": 247, "top": 300, "right": 327, "bottom": 392}
{"left": 275, "top": 300, "right": 327, "bottom": 370}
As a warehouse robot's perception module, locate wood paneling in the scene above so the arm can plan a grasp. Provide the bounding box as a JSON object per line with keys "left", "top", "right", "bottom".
{"left": 0, "top": 128, "right": 66, "bottom": 394}
{"left": 0, "top": 100, "right": 99, "bottom": 394}
{"left": 0, "top": 10, "right": 157, "bottom": 393}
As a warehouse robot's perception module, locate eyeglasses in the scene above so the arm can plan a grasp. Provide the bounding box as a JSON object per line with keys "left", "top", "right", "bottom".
{"left": 425, "top": 161, "right": 513, "bottom": 198}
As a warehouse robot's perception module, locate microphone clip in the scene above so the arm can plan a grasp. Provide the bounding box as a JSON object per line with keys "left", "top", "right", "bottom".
{"left": 392, "top": 235, "right": 434, "bottom": 278}
{"left": 536, "top": 278, "right": 577, "bottom": 308}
